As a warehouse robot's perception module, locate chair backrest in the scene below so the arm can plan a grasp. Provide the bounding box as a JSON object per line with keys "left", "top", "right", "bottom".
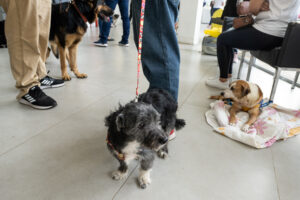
{"left": 222, "top": 17, "right": 235, "bottom": 32}
{"left": 277, "top": 22, "right": 300, "bottom": 68}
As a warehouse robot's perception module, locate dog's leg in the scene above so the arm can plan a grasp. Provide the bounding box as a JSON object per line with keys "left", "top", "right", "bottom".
{"left": 157, "top": 144, "right": 168, "bottom": 159}
{"left": 68, "top": 44, "right": 87, "bottom": 79}
{"left": 138, "top": 152, "right": 154, "bottom": 189}
{"left": 112, "top": 160, "right": 128, "bottom": 180}
{"left": 58, "top": 46, "right": 71, "bottom": 81}
{"left": 210, "top": 95, "right": 223, "bottom": 100}
{"left": 229, "top": 104, "right": 239, "bottom": 126}
{"left": 242, "top": 108, "right": 260, "bottom": 132}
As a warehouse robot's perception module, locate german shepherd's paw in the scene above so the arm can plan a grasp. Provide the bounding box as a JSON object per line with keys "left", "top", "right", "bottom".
{"left": 75, "top": 73, "right": 88, "bottom": 79}
{"left": 62, "top": 74, "right": 72, "bottom": 81}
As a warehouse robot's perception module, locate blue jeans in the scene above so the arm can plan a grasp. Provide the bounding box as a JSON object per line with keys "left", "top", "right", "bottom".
{"left": 132, "top": 0, "right": 180, "bottom": 101}
{"left": 99, "top": 0, "right": 130, "bottom": 43}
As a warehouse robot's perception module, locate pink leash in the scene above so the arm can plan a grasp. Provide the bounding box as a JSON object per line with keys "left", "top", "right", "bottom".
{"left": 135, "top": 0, "right": 146, "bottom": 102}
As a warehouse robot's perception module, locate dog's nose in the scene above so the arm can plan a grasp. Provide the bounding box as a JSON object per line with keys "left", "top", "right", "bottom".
{"left": 220, "top": 92, "right": 225, "bottom": 96}
{"left": 159, "top": 137, "right": 168, "bottom": 144}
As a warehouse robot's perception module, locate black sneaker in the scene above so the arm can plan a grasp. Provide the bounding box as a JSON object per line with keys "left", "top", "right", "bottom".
{"left": 118, "top": 40, "right": 129, "bottom": 47}
{"left": 40, "top": 75, "right": 64, "bottom": 89}
{"left": 19, "top": 86, "right": 57, "bottom": 110}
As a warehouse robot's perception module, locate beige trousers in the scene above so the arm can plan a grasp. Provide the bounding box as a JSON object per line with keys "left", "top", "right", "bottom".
{"left": 0, "top": 0, "right": 51, "bottom": 99}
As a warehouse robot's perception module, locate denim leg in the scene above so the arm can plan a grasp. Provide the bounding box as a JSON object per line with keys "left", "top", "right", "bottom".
{"left": 132, "top": 0, "right": 180, "bottom": 101}
{"left": 100, "top": 0, "right": 118, "bottom": 43}
{"left": 98, "top": 17, "right": 103, "bottom": 38}
{"left": 118, "top": 0, "right": 130, "bottom": 43}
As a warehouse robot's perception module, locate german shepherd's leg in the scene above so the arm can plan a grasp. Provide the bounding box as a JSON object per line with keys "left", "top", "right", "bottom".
{"left": 68, "top": 44, "right": 87, "bottom": 79}
{"left": 58, "top": 46, "right": 71, "bottom": 81}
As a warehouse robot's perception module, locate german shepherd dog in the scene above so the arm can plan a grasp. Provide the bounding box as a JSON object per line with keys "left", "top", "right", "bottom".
{"left": 49, "top": 0, "right": 113, "bottom": 80}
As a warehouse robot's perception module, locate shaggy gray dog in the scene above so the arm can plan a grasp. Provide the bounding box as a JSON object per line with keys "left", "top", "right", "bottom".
{"left": 105, "top": 89, "right": 185, "bottom": 189}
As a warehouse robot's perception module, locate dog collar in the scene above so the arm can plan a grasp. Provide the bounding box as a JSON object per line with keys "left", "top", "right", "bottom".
{"left": 225, "top": 99, "right": 271, "bottom": 110}
{"left": 71, "top": 0, "right": 88, "bottom": 23}
{"left": 106, "top": 135, "right": 125, "bottom": 161}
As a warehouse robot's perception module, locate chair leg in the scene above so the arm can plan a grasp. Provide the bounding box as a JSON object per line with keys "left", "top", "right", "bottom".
{"left": 270, "top": 68, "right": 282, "bottom": 102}
{"left": 246, "top": 55, "right": 256, "bottom": 81}
{"left": 237, "top": 50, "right": 246, "bottom": 79}
{"left": 291, "top": 71, "right": 299, "bottom": 89}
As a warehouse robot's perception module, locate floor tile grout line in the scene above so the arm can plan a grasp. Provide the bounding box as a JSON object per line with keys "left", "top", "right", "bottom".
{"left": 0, "top": 87, "right": 124, "bottom": 157}
{"left": 271, "top": 148, "right": 281, "bottom": 200}
{"left": 179, "top": 81, "right": 201, "bottom": 110}
{"left": 112, "top": 163, "right": 139, "bottom": 200}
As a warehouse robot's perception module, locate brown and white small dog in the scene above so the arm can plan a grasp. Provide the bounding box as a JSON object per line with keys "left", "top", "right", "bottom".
{"left": 211, "top": 80, "right": 263, "bottom": 132}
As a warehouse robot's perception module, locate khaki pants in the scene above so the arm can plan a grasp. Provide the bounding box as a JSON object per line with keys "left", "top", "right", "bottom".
{"left": 0, "top": 0, "right": 51, "bottom": 99}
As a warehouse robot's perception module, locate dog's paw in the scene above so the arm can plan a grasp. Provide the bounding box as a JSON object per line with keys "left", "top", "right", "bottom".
{"left": 157, "top": 150, "right": 168, "bottom": 159}
{"left": 138, "top": 170, "right": 151, "bottom": 189}
{"left": 62, "top": 74, "right": 71, "bottom": 81}
{"left": 112, "top": 170, "right": 127, "bottom": 180}
{"left": 241, "top": 124, "right": 250, "bottom": 132}
{"left": 229, "top": 122, "right": 236, "bottom": 126}
{"left": 75, "top": 73, "right": 88, "bottom": 79}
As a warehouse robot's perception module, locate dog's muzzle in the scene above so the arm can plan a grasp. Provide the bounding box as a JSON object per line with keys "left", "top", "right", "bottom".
{"left": 98, "top": 12, "right": 111, "bottom": 22}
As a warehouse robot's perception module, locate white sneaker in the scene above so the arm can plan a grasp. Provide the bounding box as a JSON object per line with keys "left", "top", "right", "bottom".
{"left": 168, "top": 129, "right": 176, "bottom": 141}
{"left": 94, "top": 42, "right": 108, "bottom": 47}
{"left": 233, "top": 53, "right": 238, "bottom": 63}
{"left": 205, "top": 77, "right": 229, "bottom": 89}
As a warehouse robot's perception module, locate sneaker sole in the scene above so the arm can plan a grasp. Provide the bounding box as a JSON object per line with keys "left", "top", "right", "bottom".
{"left": 118, "top": 44, "right": 129, "bottom": 47}
{"left": 19, "top": 99, "right": 57, "bottom": 110}
{"left": 40, "top": 83, "right": 65, "bottom": 90}
{"left": 168, "top": 131, "right": 176, "bottom": 141}
{"left": 94, "top": 44, "right": 108, "bottom": 47}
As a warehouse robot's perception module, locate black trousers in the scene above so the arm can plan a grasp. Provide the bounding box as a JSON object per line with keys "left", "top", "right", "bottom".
{"left": 0, "top": 20, "right": 6, "bottom": 45}
{"left": 217, "top": 26, "right": 283, "bottom": 78}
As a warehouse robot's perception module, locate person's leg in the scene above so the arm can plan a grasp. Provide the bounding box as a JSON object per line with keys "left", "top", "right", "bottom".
{"left": 217, "top": 26, "right": 283, "bottom": 80}
{"left": 118, "top": 0, "right": 130, "bottom": 43}
{"left": 206, "top": 26, "right": 283, "bottom": 89}
{"left": 36, "top": 0, "right": 51, "bottom": 80}
{"left": 132, "top": 0, "right": 180, "bottom": 101}
{"left": 99, "top": 0, "right": 118, "bottom": 44}
{"left": 98, "top": 17, "right": 103, "bottom": 37}
{"left": 2, "top": 0, "right": 43, "bottom": 99}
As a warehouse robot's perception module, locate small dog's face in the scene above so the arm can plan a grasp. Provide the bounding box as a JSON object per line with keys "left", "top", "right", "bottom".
{"left": 223, "top": 80, "right": 250, "bottom": 101}
{"left": 96, "top": 3, "right": 114, "bottom": 22}
{"left": 116, "top": 103, "right": 168, "bottom": 151}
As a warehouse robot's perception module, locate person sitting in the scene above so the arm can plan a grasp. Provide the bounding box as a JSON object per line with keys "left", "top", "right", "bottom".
{"left": 206, "top": 0, "right": 300, "bottom": 89}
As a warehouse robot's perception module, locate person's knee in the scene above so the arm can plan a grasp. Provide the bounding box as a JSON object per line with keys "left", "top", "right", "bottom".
{"left": 217, "top": 33, "right": 226, "bottom": 46}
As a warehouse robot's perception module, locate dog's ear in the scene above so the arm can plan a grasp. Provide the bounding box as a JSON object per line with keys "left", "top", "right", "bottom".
{"left": 116, "top": 113, "right": 125, "bottom": 132}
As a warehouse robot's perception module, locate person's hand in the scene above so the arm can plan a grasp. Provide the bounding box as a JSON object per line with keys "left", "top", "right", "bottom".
{"left": 260, "top": 0, "right": 270, "bottom": 12}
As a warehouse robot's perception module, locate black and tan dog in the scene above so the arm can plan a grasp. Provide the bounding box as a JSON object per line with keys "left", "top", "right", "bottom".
{"left": 210, "top": 80, "right": 263, "bottom": 132}
{"left": 49, "top": 0, "right": 113, "bottom": 80}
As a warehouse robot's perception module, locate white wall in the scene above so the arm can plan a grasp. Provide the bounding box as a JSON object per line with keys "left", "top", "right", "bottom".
{"left": 178, "top": 0, "right": 204, "bottom": 45}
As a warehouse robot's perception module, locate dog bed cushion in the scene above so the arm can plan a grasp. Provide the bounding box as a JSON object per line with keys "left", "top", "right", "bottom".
{"left": 205, "top": 100, "right": 300, "bottom": 148}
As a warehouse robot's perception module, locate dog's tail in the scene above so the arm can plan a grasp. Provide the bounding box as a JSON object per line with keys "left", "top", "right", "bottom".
{"left": 175, "top": 118, "right": 186, "bottom": 130}
{"left": 50, "top": 41, "right": 59, "bottom": 59}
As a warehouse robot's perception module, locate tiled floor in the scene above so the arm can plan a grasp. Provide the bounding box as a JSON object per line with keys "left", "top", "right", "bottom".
{"left": 0, "top": 25, "right": 300, "bottom": 200}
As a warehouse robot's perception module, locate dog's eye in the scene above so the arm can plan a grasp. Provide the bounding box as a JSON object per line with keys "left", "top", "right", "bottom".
{"left": 138, "top": 123, "right": 145, "bottom": 129}
{"left": 230, "top": 87, "right": 234, "bottom": 91}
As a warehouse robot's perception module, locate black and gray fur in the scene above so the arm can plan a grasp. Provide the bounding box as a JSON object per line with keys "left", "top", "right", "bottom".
{"left": 105, "top": 89, "right": 185, "bottom": 189}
